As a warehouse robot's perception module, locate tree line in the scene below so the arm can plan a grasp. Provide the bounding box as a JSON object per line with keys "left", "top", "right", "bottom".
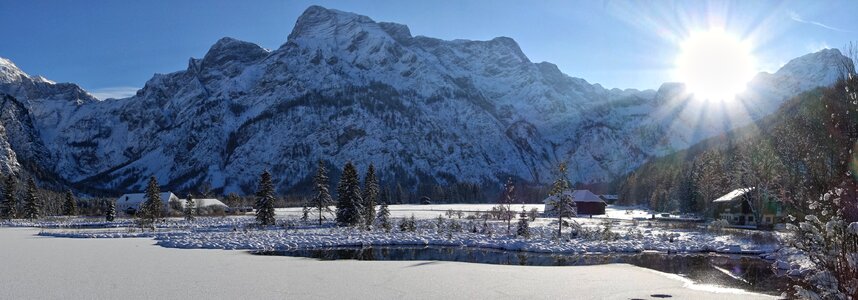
{"left": 0, "top": 174, "right": 82, "bottom": 220}
{"left": 253, "top": 160, "right": 386, "bottom": 228}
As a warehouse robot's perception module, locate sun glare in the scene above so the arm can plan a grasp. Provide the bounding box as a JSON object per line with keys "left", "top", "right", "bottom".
{"left": 675, "top": 30, "right": 757, "bottom": 101}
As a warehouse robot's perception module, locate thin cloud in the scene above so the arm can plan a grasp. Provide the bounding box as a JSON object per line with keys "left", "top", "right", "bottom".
{"left": 89, "top": 86, "right": 139, "bottom": 100}
{"left": 789, "top": 11, "right": 851, "bottom": 33}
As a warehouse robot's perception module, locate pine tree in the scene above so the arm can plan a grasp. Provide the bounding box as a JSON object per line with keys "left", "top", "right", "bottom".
{"left": 62, "top": 190, "right": 78, "bottom": 216}
{"left": 362, "top": 164, "right": 379, "bottom": 227}
{"left": 312, "top": 160, "right": 334, "bottom": 225}
{"left": 398, "top": 214, "right": 416, "bottom": 232}
{"left": 0, "top": 174, "right": 17, "bottom": 219}
{"left": 377, "top": 200, "right": 391, "bottom": 232}
{"left": 184, "top": 193, "right": 196, "bottom": 222}
{"left": 22, "top": 178, "right": 41, "bottom": 220}
{"left": 547, "top": 163, "right": 577, "bottom": 237}
{"left": 140, "top": 176, "right": 162, "bottom": 227}
{"left": 435, "top": 214, "right": 445, "bottom": 233}
{"left": 255, "top": 170, "right": 276, "bottom": 226}
{"left": 516, "top": 207, "right": 530, "bottom": 238}
{"left": 105, "top": 201, "right": 116, "bottom": 222}
{"left": 336, "top": 162, "right": 363, "bottom": 226}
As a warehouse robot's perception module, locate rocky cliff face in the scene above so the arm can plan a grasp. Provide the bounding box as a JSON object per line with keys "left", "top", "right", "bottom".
{"left": 0, "top": 6, "right": 851, "bottom": 195}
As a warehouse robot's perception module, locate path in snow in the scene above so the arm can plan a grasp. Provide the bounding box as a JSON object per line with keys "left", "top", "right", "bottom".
{"left": 0, "top": 228, "right": 774, "bottom": 299}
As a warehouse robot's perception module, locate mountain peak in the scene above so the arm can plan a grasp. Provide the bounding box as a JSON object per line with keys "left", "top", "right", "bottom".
{"left": 287, "top": 5, "right": 375, "bottom": 42}
{"left": 201, "top": 37, "right": 269, "bottom": 68}
{"left": 775, "top": 48, "right": 852, "bottom": 79}
{"left": 0, "top": 56, "right": 28, "bottom": 83}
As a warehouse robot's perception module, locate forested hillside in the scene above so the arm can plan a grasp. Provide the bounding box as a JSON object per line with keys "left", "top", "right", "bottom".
{"left": 617, "top": 68, "right": 858, "bottom": 218}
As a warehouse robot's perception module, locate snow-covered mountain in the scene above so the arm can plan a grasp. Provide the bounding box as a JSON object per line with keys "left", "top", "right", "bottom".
{"left": 0, "top": 6, "right": 852, "bottom": 195}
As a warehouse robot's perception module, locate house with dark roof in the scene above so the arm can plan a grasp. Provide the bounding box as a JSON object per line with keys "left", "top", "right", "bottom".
{"left": 544, "top": 190, "right": 607, "bottom": 216}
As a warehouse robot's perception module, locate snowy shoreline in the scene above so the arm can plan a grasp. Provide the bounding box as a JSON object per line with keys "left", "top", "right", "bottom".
{"left": 0, "top": 228, "right": 778, "bottom": 299}
{"left": 7, "top": 204, "right": 784, "bottom": 261}
{"left": 29, "top": 220, "right": 779, "bottom": 257}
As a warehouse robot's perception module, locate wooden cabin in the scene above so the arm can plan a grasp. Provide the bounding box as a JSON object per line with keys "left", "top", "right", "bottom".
{"left": 713, "top": 187, "right": 783, "bottom": 227}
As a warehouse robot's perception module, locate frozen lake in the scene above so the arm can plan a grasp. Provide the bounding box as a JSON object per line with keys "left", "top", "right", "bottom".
{"left": 258, "top": 246, "right": 787, "bottom": 296}
{"left": 0, "top": 228, "right": 776, "bottom": 299}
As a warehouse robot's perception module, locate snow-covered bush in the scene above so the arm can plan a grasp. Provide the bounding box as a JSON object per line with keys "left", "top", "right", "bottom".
{"left": 784, "top": 187, "right": 858, "bottom": 299}
{"left": 448, "top": 218, "right": 462, "bottom": 232}
{"left": 527, "top": 208, "right": 539, "bottom": 222}
{"left": 657, "top": 232, "right": 679, "bottom": 243}
{"left": 625, "top": 226, "right": 644, "bottom": 240}
{"left": 600, "top": 220, "right": 619, "bottom": 241}
{"left": 707, "top": 219, "right": 729, "bottom": 234}
{"left": 398, "top": 215, "right": 416, "bottom": 232}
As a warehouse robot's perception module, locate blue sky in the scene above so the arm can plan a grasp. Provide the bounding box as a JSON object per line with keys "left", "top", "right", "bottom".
{"left": 0, "top": 0, "right": 855, "bottom": 99}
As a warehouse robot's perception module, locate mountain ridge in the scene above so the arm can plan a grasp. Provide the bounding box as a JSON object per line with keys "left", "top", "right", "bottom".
{"left": 0, "top": 5, "right": 852, "bottom": 196}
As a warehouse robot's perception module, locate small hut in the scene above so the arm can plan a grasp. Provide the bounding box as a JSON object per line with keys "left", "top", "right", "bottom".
{"left": 543, "top": 190, "right": 607, "bottom": 216}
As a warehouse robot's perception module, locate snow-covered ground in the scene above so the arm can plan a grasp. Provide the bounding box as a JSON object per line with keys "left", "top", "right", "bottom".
{"left": 24, "top": 204, "right": 775, "bottom": 255}
{"left": 0, "top": 228, "right": 775, "bottom": 299}
{"left": 276, "top": 204, "right": 653, "bottom": 220}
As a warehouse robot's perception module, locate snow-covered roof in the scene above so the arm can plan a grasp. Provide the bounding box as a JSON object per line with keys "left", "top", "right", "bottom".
{"left": 713, "top": 188, "right": 755, "bottom": 203}
{"left": 116, "top": 192, "right": 179, "bottom": 209}
{"left": 116, "top": 193, "right": 229, "bottom": 209}
{"left": 542, "top": 190, "right": 605, "bottom": 203}
{"left": 190, "top": 198, "right": 229, "bottom": 208}
{"left": 600, "top": 194, "right": 618, "bottom": 200}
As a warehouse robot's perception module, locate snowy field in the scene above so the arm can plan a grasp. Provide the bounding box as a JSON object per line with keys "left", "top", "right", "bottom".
{"left": 0, "top": 228, "right": 775, "bottom": 299}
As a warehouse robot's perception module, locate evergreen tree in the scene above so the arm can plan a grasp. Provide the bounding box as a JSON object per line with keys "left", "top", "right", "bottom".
{"left": 435, "top": 214, "right": 445, "bottom": 233}
{"left": 184, "top": 193, "right": 196, "bottom": 222}
{"left": 398, "top": 214, "right": 416, "bottom": 232}
{"left": 362, "top": 164, "right": 379, "bottom": 227}
{"left": 376, "top": 199, "right": 391, "bottom": 232}
{"left": 140, "top": 176, "right": 162, "bottom": 227}
{"left": 105, "top": 201, "right": 116, "bottom": 222}
{"left": 311, "top": 161, "right": 334, "bottom": 225}
{"left": 336, "top": 162, "right": 363, "bottom": 226}
{"left": 547, "top": 163, "right": 576, "bottom": 237}
{"left": 62, "top": 190, "right": 78, "bottom": 216}
{"left": 516, "top": 207, "right": 530, "bottom": 238}
{"left": 255, "top": 170, "right": 276, "bottom": 226}
{"left": 0, "top": 174, "right": 17, "bottom": 219}
{"left": 22, "top": 178, "right": 41, "bottom": 220}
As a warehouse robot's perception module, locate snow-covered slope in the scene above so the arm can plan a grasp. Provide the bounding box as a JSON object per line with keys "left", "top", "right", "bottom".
{"left": 0, "top": 6, "right": 851, "bottom": 194}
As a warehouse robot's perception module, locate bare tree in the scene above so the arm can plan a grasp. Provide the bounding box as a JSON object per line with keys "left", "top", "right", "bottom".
{"left": 498, "top": 177, "right": 516, "bottom": 234}
{"left": 693, "top": 150, "right": 729, "bottom": 218}
{"left": 735, "top": 141, "right": 787, "bottom": 226}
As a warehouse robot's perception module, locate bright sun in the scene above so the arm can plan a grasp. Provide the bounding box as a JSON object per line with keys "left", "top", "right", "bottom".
{"left": 676, "top": 30, "right": 757, "bottom": 101}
